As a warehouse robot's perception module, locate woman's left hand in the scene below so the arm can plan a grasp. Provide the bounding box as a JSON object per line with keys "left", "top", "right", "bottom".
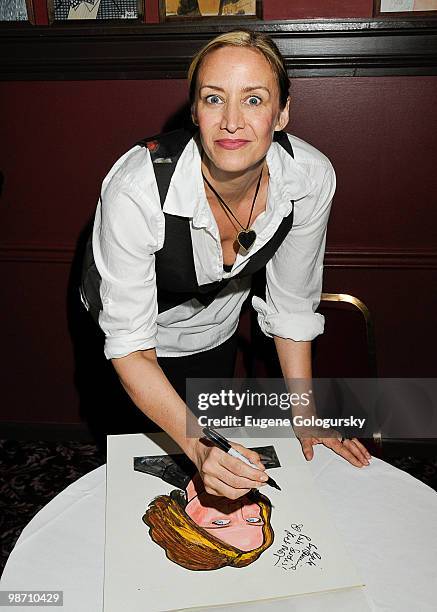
{"left": 296, "top": 429, "right": 371, "bottom": 467}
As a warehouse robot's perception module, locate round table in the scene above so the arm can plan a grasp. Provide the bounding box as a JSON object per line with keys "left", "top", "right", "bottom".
{"left": 1, "top": 446, "right": 436, "bottom": 612}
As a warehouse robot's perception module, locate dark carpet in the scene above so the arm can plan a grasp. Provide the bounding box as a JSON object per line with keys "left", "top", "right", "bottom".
{"left": 0, "top": 440, "right": 105, "bottom": 576}
{"left": 1, "top": 439, "right": 436, "bottom": 575}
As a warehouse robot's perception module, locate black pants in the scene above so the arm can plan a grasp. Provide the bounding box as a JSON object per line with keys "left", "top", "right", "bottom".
{"left": 157, "top": 333, "right": 238, "bottom": 403}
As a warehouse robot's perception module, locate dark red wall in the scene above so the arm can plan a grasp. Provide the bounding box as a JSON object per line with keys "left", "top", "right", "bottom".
{"left": 262, "top": 0, "right": 373, "bottom": 20}
{"left": 2, "top": 77, "right": 435, "bottom": 257}
{"left": 291, "top": 77, "right": 437, "bottom": 252}
{"left": 1, "top": 75, "right": 436, "bottom": 424}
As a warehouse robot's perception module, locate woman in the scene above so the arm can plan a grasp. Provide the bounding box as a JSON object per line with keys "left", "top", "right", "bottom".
{"left": 81, "top": 30, "right": 371, "bottom": 500}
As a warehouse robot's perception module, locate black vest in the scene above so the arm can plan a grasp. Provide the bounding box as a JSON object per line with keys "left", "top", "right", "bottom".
{"left": 81, "top": 128, "right": 295, "bottom": 322}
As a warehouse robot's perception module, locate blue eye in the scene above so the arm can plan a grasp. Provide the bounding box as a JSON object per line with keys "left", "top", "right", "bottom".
{"left": 212, "top": 519, "right": 231, "bottom": 525}
{"left": 246, "top": 517, "right": 262, "bottom": 523}
{"left": 246, "top": 96, "right": 262, "bottom": 106}
{"left": 206, "top": 95, "right": 223, "bottom": 105}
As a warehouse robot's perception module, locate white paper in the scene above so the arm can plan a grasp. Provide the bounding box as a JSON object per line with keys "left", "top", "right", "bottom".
{"left": 104, "top": 433, "right": 364, "bottom": 612}
{"left": 380, "top": 0, "right": 414, "bottom": 11}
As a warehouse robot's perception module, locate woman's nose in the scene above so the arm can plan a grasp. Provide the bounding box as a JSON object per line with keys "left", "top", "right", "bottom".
{"left": 220, "top": 101, "right": 244, "bottom": 132}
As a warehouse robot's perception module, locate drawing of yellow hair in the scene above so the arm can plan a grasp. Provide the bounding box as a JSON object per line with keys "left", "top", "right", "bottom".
{"left": 143, "top": 491, "right": 274, "bottom": 571}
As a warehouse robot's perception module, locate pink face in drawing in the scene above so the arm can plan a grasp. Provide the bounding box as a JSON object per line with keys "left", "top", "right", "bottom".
{"left": 185, "top": 478, "right": 265, "bottom": 552}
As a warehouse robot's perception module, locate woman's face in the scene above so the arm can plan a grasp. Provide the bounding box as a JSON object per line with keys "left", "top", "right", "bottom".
{"left": 185, "top": 477, "right": 266, "bottom": 552}
{"left": 192, "top": 45, "right": 290, "bottom": 176}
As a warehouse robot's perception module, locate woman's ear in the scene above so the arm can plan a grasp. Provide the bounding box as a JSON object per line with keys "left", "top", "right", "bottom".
{"left": 191, "top": 104, "right": 198, "bottom": 126}
{"left": 274, "top": 97, "right": 290, "bottom": 132}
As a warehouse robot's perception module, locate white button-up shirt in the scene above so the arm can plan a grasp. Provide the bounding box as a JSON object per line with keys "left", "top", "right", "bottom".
{"left": 81, "top": 132, "right": 336, "bottom": 359}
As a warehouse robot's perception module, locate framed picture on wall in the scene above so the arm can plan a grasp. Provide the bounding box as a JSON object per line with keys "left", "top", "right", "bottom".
{"left": 160, "top": 0, "right": 262, "bottom": 20}
{"left": 0, "top": 0, "right": 34, "bottom": 21}
{"left": 48, "top": 0, "right": 144, "bottom": 21}
{"left": 375, "top": 0, "right": 437, "bottom": 15}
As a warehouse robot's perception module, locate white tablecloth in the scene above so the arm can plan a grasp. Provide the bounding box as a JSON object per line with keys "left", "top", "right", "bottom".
{"left": 1, "top": 446, "right": 437, "bottom": 611}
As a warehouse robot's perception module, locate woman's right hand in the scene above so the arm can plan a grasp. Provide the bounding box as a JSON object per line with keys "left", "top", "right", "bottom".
{"left": 187, "top": 437, "right": 268, "bottom": 499}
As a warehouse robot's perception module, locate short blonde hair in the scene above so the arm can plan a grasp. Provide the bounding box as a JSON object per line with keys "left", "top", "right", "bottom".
{"left": 188, "top": 30, "right": 289, "bottom": 110}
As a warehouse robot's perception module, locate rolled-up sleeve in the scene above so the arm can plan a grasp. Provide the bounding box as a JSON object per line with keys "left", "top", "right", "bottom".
{"left": 252, "top": 160, "right": 336, "bottom": 341}
{"left": 92, "top": 174, "right": 164, "bottom": 360}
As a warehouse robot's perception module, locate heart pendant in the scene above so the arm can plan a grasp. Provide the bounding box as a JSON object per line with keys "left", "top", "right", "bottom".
{"left": 237, "top": 229, "right": 256, "bottom": 251}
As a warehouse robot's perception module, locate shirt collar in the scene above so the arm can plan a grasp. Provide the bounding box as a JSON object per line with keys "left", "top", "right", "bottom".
{"left": 162, "top": 132, "right": 314, "bottom": 224}
{"left": 161, "top": 134, "right": 205, "bottom": 222}
{"left": 266, "top": 136, "right": 315, "bottom": 215}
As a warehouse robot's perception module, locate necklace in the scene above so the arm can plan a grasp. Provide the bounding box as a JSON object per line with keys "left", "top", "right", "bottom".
{"left": 201, "top": 167, "right": 263, "bottom": 251}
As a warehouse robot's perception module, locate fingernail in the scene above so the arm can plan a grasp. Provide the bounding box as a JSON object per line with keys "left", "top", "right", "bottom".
{"left": 261, "top": 474, "right": 268, "bottom": 482}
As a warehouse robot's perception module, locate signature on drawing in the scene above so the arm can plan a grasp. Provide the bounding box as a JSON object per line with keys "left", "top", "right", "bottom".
{"left": 272, "top": 523, "right": 322, "bottom": 571}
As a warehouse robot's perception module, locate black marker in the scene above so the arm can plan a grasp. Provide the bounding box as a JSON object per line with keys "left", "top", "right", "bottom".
{"left": 202, "top": 427, "right": 281, "bottom": 491}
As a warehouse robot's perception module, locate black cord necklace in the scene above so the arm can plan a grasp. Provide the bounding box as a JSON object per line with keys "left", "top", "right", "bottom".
{"left": 201, "top": 167, "right": 263, "bottom": 251}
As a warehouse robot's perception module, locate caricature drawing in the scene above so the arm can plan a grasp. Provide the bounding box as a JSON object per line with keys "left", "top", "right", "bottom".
{"left": 134, "top": 446, "right": 280, "bottom": 571}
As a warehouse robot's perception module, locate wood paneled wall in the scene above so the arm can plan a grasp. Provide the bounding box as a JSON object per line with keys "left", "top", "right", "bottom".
{"left": 1, "top": 20, "right": 436, "bottom": 430}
